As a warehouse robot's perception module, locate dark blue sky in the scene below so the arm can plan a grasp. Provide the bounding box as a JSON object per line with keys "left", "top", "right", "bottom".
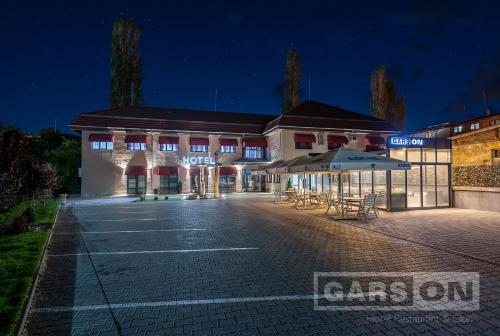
{"left": 2, "top": 0, "right": 500, "bottom": 133}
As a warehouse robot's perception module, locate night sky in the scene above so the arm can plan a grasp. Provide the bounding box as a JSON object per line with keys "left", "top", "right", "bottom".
{"left": 2, "top": 0, "right": 500, "bottom": 133}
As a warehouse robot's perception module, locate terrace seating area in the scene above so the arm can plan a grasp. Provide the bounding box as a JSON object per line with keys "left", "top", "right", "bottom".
{"left": 273, "top": 188, "right": 380, "bottom": 220}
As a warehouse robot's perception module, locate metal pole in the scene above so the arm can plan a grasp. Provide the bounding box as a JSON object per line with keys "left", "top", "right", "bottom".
{"left": 214, "top": 151, "right": 220, "bottom": 198}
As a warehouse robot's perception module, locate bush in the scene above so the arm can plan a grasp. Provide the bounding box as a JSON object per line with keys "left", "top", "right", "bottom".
{"left": 5, "top": 210, "right": 33, "bottom": 234}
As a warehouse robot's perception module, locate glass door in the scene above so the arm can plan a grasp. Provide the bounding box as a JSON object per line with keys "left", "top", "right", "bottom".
{"left": 127, "top": 175, "right": 147, "bottom": 194}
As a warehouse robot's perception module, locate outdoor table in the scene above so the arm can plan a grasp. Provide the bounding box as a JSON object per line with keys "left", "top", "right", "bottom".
{"left": 309, "top": 193, "right": 322, "bottom": 208}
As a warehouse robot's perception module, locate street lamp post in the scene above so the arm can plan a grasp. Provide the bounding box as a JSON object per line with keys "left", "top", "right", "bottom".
{"left": 214, "top": 150, "right": 220, "bottom": 198}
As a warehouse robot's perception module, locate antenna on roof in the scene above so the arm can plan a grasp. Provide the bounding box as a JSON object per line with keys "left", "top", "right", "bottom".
{"left": 308, "top": 76, "right": 311, "bottom": 100}
{"left": 482, "top": 90, "right": 488, "bottom": 109}
{"left": 214, "top": 88, "right": 218, "bottom": 111}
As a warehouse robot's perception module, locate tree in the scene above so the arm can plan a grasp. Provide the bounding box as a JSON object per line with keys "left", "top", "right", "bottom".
{"left": 0, "top": 127, "right": 28, "bottom": 211}
{"left": 369, "top": 65, "right": 407, "bottom": 131}
{"left": 27, "top": 163, "right": 60, "bottom": 208}
{"left": 109, "top": 18, "right": 144, "bottom": 108}
{"left": 283, "top": 49, "right": 301, "bottom": 113}
{"left": 393, "top": 96, "right": 407, "bottom": 130}
{"left": 45, "top": 139, "right": 81, "bottom": 194}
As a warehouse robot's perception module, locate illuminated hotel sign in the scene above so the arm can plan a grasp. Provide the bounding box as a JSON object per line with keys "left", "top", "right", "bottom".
{"left": 388, "top": 137, "right": 424, "bottom": 147}
{"left": 181, "top": 156, "right": 216, "bottom": 165}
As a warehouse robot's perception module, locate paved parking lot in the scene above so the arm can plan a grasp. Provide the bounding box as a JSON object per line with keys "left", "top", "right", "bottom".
{"left": 24, "top": 197, "right": 500, "bottom": 335}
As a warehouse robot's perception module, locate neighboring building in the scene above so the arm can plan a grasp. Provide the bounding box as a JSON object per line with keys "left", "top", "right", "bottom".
{"left": 450, "top": 123, "right": 500, "bottom": 212}
{"left": 69, "top": 100, "right": 398, "bottom": 197}
{"left": 450, "top": 107, "right": 500, "bottom": 137}
{"left": 408, "top": 108, "right": 500, "bottom": 212}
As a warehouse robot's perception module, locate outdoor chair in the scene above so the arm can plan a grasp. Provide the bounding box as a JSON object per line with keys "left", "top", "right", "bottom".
{"left": 357, "top": 194, "right": 378, "bottom": 220}
{"left": 325, "top": 192, "right": 341, "bottom": 216}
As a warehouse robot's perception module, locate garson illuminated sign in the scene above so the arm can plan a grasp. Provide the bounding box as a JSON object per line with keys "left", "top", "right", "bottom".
{"left": 181, "top": 156, "right": 216, "bottom": 165}
{"left": 388, "top": 137, "right": 424, "bottom": 147}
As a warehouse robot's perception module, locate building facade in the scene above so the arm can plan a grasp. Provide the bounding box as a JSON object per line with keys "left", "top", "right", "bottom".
{"left": 70, "top": 101, "right": 399, "bottom": 197}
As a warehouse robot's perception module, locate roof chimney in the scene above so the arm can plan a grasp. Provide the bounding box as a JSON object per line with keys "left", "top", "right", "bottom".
{"left": 486, "top": 106, "right": 493, "bottom": 116}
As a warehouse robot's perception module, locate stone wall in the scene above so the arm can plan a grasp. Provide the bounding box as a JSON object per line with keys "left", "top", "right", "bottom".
{"left": 452, "top": 165, "right": 500, "bottom": 187}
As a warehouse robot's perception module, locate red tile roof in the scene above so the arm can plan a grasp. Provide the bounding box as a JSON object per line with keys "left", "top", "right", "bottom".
{"left": 263, "top": 100, "right": 398, "bottom": 133}
{"left": 70, "top": 100, "right": 398, "bottom": 135}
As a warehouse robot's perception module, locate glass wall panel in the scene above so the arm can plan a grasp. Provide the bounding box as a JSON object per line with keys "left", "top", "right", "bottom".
{"left": 360, "top": 171, "right": 373, "bottom": 196}
{"left": 407, "top": 148, "right": 421, "bottom": 162}
{"left": 436, "top": 165, "right": 450, "bottom": 206}
{"left": 321, "top": 174, "right": 330, "bottom": 193}
{"left": 390, "top": 148, "right": 406, "bottom": 161}
{"left": 373, "top": 171, "right": 387, "bottom": 209}
{"left": 391, "top": 170, "right": 406, "bottom": 208}
{"left": 406, "top": 166, "right": 421, "bottom": 207}
{"left": 350, "top": 172, "right": 360, "bottom": 196}
{"left": 341, "top": 173, "right": 349, "bottom": 196}
{"left": 437, "top": 149, "right": 451, "bottom": 163}
{"left": 423, "top": 165, "right": 436, "bottom": 206}
{"left": 309, "top": 174, "right": 317, "bottom": 192}
{"left": 423, "top": 149, "right": 436, "bottom": 163}
{"left": 292, "top": 175, "right": 299, "bottom": 188}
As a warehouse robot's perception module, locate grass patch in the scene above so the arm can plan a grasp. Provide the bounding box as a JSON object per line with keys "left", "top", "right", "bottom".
{"left": 0, "top": 199, "right": 59, "bottom": 336}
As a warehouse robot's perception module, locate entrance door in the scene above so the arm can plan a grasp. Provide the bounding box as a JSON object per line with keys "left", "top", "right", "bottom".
{"left": 190, "top": 175, "right": 208, "bottom": 193}
{"left": 219, "top": 175, "right": 236, "bottom": 193}
{"left": 160, "top": 175, "right": 179, "bottom": 194}
{"left": 127, "top": 175, "right": 147, "bottom": 194}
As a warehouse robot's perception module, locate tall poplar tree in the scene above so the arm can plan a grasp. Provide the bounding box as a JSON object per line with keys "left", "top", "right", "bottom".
{"left": 369, "top": 65, "right": 407, "bottom": 130}
{"left": 283, "top": 49, "right": 301, "bottom": 113}
{"left": 109, "top": 18, "right": 144, "bottom": 108}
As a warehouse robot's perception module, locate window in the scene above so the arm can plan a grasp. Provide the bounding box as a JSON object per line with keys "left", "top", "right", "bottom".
{"left": 470, "top": 123, "right": 480, "bottom": 131}
{"left": 127, "top": 143, "right": 146, "bottom": 151}
{"left": 453, "top": 125, "right": 463, "bottom": 133}
{"left": 490, "top": 119, "right": 500, "bottom": 126}
{"left": 266, "top": 174, "right": 272, "bottom": 183}
{"left": 273, "top": 174, "right": 280, "bottom": 183}
{"left": 328, "top": 144, "right": 341, "bottom": 150}
{"left": 91, "top": 141, "right": 113, "bottom": 150}
{"left": 493, "top": 150, "right": 500, "bottom": 168}
{"left": 295, "top": 141, "right": 312, "bottom": 149}
{"left": 190, "top": 145, "right": 208, "bottom": 152}
{"left": 244, "top": 147, "right": 265, "bottom": 159}
{"left": 220, "top": 145, "right": 236, "bottom": 153}
{"left": 160, "top": 144, "right": 178, "bottom": 152}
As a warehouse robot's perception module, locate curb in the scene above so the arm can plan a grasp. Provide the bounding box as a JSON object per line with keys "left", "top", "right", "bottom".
{"left": 16, "top": 203, "right": 62, "bottom": 336}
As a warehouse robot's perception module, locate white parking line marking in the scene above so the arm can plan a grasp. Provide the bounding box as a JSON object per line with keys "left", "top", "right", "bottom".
{"left": 48, "top": 247, "right": 258, "bottom": 257}
{"left": 84, "top": 218, "right": 159, "bottom": 222}
{"left": 32, "top": 294, "right": 325, "bottom": 313}
{"left": 53, "top": 229, "right": 206, "bottom": 235}
{"left": 73, "top": 212, "right": 161, "bottom": 215}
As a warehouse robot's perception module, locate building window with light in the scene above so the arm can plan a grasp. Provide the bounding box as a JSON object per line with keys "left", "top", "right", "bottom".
{"left": 190, "top": 145, "right": 208, "bottom": 152}
{"left": 91, "top": 141, "right": 113, "bottom": 150}
{"left": 127, "top": 143, "right": 147, "bottom": 151}
{"left": 160, "top": 143, "right": 179, "bottom": 152}
{"left": 470, "top": 123, "right": 480, "bottom": 131}
{"left": 220, "top": 145, "right": 236, "bottom": 153}
{"left": 244, "top": 147, "right": 265, "bottom": 159}
{"left": 453, "top": 125, "right": 463, "bottom": 133}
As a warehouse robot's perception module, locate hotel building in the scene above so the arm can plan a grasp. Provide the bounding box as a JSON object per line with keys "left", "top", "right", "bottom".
{"left": 70, "top": 100, "right": 401, "bottom": 197}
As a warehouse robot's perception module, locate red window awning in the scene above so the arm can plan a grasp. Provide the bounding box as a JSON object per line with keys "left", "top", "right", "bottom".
{"left": 219, "top": 166, "right": 237, "bottom": 175}
{"left": 242, "top": 138, "right": 267, "bottom": 148}
{"left": 365, "top": 135, "right": 386, "bottom": 145}
{"left": 219, "top": 138, "right": 238, "bottom": 146}
{"left": 294, "top": 133, "right": 316, "bottom": 143}
{"left": 189, "top": 167, "right": 209, "bottom": 176}
{"left": 327, "top": 135, "right": 348, "bottom": 145}
{"left": 88, "top": 133, "right": 113, "bottom": 142}
{"left": 125, "top": 166, "right": 147, "bottom": 175}
{"left": 155, "top": 166, "right": 178, "bottom": 176}
{"left": 159, "top": 136, "right": 179, "bottom": 145}
{"left": 189, "top": 137, "right": 209, "bottom": 146}
{"left": 125, "top": 134, "right": 147, "bottom": 143}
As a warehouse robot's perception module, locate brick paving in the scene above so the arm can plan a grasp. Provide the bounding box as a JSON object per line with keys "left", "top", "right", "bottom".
{"left": 23, "top": 197, "right": 500, "bottom": 335}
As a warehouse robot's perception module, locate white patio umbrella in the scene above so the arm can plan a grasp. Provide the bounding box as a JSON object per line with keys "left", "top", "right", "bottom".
{"left": 288, "top": 147, "right": 411, "bottom": 219}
